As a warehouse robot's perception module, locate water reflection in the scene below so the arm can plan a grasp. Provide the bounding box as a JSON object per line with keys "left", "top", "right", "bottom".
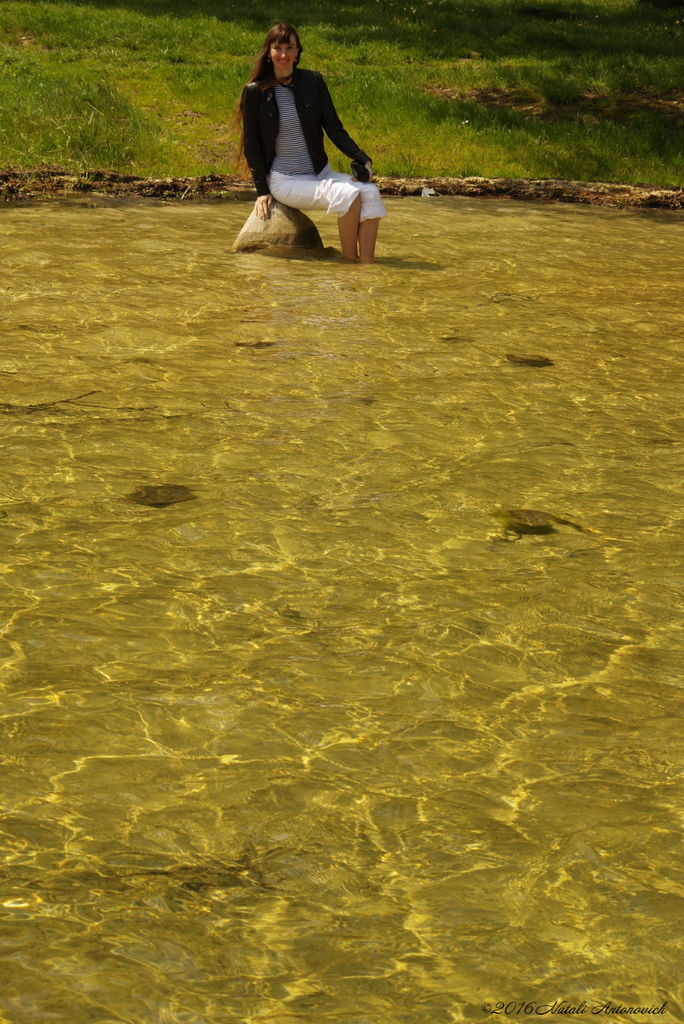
{"left": 1, "top": 196, "right": 683, "bottom": 1023}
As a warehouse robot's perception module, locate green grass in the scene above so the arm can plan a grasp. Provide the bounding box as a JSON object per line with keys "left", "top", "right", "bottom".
{"left": 1, "top": 0, "right": 683, "bottom": 185}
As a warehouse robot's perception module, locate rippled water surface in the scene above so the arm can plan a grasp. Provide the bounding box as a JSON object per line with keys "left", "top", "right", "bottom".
{"left": 1, "top": 196, "right": 683, "bottom": 1023}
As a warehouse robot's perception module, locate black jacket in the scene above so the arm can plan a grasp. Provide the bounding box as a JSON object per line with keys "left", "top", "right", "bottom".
{"left": 241, "top": 68, "right": 370, "bottom": 197}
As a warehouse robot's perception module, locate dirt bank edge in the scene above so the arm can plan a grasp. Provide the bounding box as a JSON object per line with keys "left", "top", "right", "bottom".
{"left": 1, "top": 167, "right": 683, "bottom": 210}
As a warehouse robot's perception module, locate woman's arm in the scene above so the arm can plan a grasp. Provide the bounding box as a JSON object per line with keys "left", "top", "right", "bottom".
{"left": 317, "top": 75, "right": 371, "bottom": 167}
{"left": 241, "top": 85, "right": 271, "bottom": 197}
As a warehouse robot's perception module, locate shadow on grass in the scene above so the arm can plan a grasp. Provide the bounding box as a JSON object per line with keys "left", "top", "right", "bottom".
{"left": 13, "top": 0, "right": 684, "bottom": 62}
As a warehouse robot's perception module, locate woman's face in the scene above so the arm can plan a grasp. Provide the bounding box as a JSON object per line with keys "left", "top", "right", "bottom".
{"left": 270, "top": 35, "right": 299, "bottom": 79}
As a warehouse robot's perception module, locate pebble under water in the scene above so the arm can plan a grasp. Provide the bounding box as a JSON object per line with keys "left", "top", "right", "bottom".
{"left": 1, "top": 195, "right": 683, "bottom": 1023}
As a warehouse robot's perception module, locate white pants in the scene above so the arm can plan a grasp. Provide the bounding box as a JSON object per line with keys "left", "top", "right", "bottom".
{"left": 269, "top": 163, "right": 386, "bottom": 222}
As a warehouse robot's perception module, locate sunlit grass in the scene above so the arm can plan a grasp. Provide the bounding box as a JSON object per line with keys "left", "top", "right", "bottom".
{"left": 0, "top": 49, "right": 165, "bottom": 173}
{"left": 1, "top": 0, "right": 683, "bottom": 184}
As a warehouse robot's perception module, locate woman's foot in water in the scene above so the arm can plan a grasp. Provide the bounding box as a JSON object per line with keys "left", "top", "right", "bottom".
{"left": 358, "top": 217, "right": 379, "bottom": 263}
{"left": 338, "top": 196, "right": 360, "bottom": 260}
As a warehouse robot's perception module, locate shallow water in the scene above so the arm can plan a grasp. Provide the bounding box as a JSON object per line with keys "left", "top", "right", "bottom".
{"left": 1, "top": 195, "right": 683, "bottom": 1023}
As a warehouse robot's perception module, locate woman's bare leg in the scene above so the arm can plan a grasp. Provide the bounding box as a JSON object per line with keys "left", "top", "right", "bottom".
{"left": 337, "top": 195, "right": 361, "bottom": 260}
{"left": 358, "top": 217, "right": 380, "bottom": 263}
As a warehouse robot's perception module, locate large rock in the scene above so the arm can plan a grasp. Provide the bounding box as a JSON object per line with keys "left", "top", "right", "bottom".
{"left": 233, "top": 200, "right": 323, "bottom": 252}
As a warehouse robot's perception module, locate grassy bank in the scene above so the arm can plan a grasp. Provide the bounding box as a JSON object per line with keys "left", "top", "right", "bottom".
{"left": 1, "top": 0, "right": 683, "bottom": 185}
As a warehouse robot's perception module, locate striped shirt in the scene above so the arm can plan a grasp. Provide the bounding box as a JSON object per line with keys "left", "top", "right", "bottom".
{"left": 271, "top": 84, "right": 315, "bottom": 177}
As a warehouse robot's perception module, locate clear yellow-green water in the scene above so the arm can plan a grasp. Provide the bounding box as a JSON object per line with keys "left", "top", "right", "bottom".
{"left": 1, "top": 195, "right": 684, "bottom": 1024}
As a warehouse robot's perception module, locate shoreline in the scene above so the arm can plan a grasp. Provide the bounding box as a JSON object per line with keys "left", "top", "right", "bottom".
{"left": 1, "top": 167, "right": 683, "bottom": 210}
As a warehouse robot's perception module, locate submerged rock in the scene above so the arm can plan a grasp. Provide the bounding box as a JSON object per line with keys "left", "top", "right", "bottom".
{"left": 3, "top": 855, "right": 271, "bottom": 895}
{"left": 126, "top": 484, "right": 197, "bottom": 508}
{"left": 233, "top": 201, "right": 323, "bottom": 252}
{"left": 497, "top": 508, "right": 582, "bottom": 537}
{"left": 234, "top": 340, "right": 276, "bottom": 349}
{"left": 506, "top": 354, "right": 554, "bottom": 367}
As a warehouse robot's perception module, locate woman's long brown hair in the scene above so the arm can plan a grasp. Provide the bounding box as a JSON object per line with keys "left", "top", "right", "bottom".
{"left": 234, "top": 23, "right": 302, "bottom": 171}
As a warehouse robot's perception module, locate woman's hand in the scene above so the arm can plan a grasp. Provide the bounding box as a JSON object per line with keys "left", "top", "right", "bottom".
{"left": 351, "top": 161, "right": 373, "bottom": 183}
{"left": 255, "top": 195, "right": 272, "bottom": 220}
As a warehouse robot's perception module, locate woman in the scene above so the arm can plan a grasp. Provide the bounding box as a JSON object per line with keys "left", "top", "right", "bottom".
{"left": 238, "top": 23, "right": 386, "bottom": 263}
